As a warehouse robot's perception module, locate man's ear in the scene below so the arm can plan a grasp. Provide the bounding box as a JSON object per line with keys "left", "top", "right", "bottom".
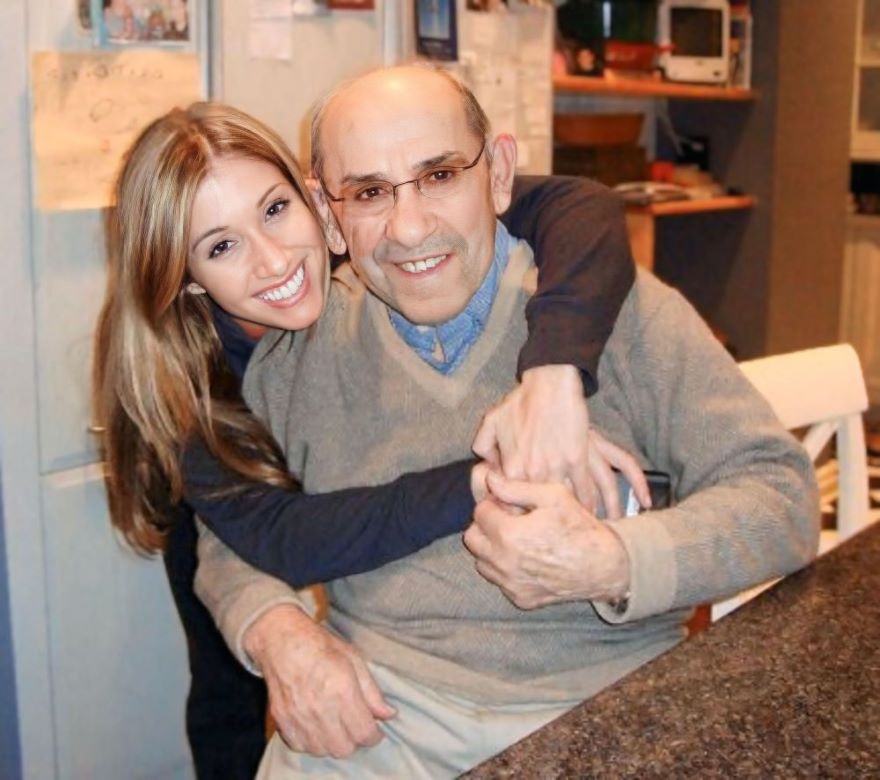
{"left": 487, "top": 133, "right": 518, "bottom": 215}
{"left": 306, "top": 178, "right": 347, "bottom": 256}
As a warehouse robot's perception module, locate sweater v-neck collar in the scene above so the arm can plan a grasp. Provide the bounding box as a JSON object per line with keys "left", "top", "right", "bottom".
{"left": 365, "top": 237, "right": 534, "bottom": 409}
{"left": 387, "top": 222, "right": 513, "bottom": 374}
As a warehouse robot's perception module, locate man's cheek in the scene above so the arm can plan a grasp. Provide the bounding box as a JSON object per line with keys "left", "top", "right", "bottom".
{"left": 346, "top": 221, "right": 379, "bottom": 266}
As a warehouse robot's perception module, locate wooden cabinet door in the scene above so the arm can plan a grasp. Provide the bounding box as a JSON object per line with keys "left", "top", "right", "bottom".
{"left": 841, "top": 220, "right": 880, "bottom": 404}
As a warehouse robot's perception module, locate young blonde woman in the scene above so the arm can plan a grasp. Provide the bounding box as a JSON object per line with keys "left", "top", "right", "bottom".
{"left": 93, "top": 102, "right": 645, "bottom": 778}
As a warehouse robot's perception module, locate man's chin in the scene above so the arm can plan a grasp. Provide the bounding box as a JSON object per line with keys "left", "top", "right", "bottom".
{"left": 397, "top": 299, "right": 467, "bottom": 326}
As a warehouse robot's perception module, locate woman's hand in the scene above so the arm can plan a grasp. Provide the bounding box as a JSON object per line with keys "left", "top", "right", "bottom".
{"left": 473, "top": 365, "right": 595, "bottom": 505}
{"left": 586, "top": 428, "right": 651, "bottom": 519}
{"left": 471, "top": 365, "right": 650, "bottom": 518}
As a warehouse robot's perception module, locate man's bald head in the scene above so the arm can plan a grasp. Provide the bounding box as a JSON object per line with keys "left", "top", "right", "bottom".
{"left": 310, "top": 65, "right": 490, "bottom": 181}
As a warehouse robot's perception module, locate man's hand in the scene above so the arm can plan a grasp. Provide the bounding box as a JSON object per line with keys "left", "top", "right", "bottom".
{"left": 472, "top": 365, "right": 596, "bottom": 506}
{"left": 463, "top": 474, "right": 631, "bottom": 610}
{"left": 243, "top": 604, "right": 396, "bottom": 758}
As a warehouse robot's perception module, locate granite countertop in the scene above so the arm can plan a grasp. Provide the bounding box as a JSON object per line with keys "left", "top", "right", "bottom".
{"left": 463, "top": 523, "right": 880, "bottom": 778}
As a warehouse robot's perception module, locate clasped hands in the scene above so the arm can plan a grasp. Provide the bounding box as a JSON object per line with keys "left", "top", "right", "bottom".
{"left": 244, "top": 364, "right": 648, "bottom": 758}
{"left": 467, "top": 364, "right": 646, "bottom": 609}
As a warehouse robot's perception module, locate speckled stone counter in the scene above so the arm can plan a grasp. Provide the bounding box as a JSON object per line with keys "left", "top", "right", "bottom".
{"left": 462, "top": 523, "right": 880, "bottom": 778}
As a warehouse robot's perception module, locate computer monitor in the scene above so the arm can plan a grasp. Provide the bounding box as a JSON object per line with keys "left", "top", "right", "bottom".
{"left": 658, "top": 0, "right": 730, "bottom": 84}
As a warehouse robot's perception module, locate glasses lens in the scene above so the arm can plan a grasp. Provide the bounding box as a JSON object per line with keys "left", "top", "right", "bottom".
{"left": 340, "top": 145, "right": 482, "bottom": 216}
{"left": 346, "top": 182, "right": 395, "bottom": 215}
{"left": 417, "top": 168, "right": 466, "bottom": 199}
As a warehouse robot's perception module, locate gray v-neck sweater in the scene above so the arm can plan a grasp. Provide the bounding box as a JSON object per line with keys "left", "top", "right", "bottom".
{"left": 220, "top": 243, "right": 818, "bottom": 706}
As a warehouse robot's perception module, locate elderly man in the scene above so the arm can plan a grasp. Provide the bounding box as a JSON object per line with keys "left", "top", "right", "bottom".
{"left": 196, "top": 65, "right": 819, "bottom": 778}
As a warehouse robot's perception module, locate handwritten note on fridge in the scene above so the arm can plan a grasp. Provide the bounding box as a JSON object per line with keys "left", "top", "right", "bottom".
{"left": 31, "top": 49, "right": 202, "bottom": 211}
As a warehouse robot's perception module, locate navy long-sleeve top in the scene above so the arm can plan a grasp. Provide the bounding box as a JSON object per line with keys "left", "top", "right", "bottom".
{"left": 183, "top": 176, "right": 634, "bottom": 589}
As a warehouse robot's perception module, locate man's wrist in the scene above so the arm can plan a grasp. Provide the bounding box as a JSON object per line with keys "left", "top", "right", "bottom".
{"left": 601, "top": 525, "right": 632, "bottom": 603}
{"left": 243, "top": 603, "right": 312, "bottom": 668}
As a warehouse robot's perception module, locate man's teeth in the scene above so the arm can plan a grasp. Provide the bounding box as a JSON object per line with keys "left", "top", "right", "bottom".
{"left": 258, "top": 266, "right": 305, "bottom": 301}
{"left": 400, "top": 255, "right": 445, "bottom": 274}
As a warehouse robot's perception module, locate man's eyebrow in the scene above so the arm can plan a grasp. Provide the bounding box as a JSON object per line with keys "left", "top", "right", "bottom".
{"left": 338, "top": 150, "right": 469, "bottom": 187}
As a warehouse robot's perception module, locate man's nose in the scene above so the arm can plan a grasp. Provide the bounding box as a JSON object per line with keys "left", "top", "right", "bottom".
{"left": 384, "top": 182, "right": 436, "bottom": 248}
{"left": 252, "top": 231, "right": 289, "bottom": 278}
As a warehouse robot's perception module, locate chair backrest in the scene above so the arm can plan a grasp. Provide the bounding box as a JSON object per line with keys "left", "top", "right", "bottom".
{"left": 739, "top": 343, "right": 870, "bottom": 542}
{"left": 711, "top": 344, "right": 870, "bottom": 622}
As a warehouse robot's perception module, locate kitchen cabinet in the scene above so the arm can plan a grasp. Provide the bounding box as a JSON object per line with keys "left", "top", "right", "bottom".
{"left": 842, "top": 216, "right": 880, "bottom": 404}
{"left": 852, "top": 0, "right": 880, "bottom": 160}
{"left": 844, "top": 1, "right": 880, "bottom": 404}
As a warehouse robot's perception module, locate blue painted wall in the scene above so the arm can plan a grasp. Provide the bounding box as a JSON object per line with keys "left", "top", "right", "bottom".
{"left": 0, "top": 445, "right": 22, "bottom": 780}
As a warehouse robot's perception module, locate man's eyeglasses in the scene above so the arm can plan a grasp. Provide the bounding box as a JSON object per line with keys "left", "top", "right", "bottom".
{"left": 322, "top": 143, "right": 486, "bottom": 218}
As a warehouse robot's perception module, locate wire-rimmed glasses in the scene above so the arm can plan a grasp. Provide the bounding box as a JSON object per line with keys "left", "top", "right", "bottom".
{"left": 321, "top": 143, "right": 486, "bottom": 218}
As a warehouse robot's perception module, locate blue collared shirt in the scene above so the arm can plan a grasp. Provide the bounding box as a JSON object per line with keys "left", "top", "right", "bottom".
{"left": 389, "top": 221, "right": 515, "bottom": 374}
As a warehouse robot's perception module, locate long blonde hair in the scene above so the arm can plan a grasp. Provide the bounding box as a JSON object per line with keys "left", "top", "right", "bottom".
{"left": 94, "top": 102, "right": 315, "bottom": 554}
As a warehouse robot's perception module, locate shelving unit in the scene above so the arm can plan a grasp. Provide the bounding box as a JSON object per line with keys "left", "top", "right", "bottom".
{"left": 552, "top": 72, "right": 757, "bottom": 271}
{"left": 552, "top": 4, "right": 856, "bottom": 361}
{"left": 553, "top": 74, "right": 757, "bottom": 102}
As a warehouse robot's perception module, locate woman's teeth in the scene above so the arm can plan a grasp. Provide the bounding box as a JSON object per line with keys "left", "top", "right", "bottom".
{"left": 258, "top": 266, "right": 305, "bottom": 301}
{"left": 400, "top": 255, "right": 445, "bottom": 274}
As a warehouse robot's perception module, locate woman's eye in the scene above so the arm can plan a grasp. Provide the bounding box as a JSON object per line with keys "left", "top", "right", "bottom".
{"left": 209, "top": 239, "right": 234, "bottom": 259}
{"left": 266, "top": 198, "right": 290, "bottom": 218}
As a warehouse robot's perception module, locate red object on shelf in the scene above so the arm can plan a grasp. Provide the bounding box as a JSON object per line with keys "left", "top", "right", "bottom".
{"left": 650, "top": 160, "right": 675, "bottom": 182}
{"left": 604, "top": 40, "right": 659, "bottom": 71}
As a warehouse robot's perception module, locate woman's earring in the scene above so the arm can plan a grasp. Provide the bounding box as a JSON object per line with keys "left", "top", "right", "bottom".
{"left": 185, "top": 282, "right": 207, "bottom": 295}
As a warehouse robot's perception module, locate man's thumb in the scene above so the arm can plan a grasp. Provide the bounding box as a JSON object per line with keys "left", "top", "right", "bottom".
{"left": 354, "top": 662, "right": 397, "bottom": 720}
{"left": 486, "top": 471, "right": 541, "bottom": 510}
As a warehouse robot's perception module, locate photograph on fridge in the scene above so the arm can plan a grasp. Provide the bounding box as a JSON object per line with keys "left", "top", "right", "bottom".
{"left": 78, "top": 0, "right": 191, "bottom": 43}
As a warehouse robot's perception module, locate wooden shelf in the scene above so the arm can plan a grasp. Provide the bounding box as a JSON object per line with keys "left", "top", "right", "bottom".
{"left": 626, "top": 195, "right": 756, "bottom": 216}
{"left": 554, "top": 74, "right": 757, "bottom": 102}
{"left": 846, "top": 212, "right": 880, "bottom": 227}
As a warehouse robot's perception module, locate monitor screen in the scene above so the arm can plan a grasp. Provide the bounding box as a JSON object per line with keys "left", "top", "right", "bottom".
{"left": 670, "top": 8, "right": 724, "bottom": 58}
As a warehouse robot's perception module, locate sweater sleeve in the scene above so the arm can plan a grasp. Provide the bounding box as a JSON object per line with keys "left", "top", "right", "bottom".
{"left": 183, "top": 440, "right": 476, "bottom": 589}
{"left": 594, "top": 281, "right": 820, "bottom": 624}
{"left": 193, "top": 519, "right": 316, "bottom": 674}
{"left": 501, "top": 175, "right": 636, "bottom": 395}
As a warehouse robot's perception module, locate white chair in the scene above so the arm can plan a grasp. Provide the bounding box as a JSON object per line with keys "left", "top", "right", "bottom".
{"left": 711, "top": 344, "right": 872, "bottom": 621}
